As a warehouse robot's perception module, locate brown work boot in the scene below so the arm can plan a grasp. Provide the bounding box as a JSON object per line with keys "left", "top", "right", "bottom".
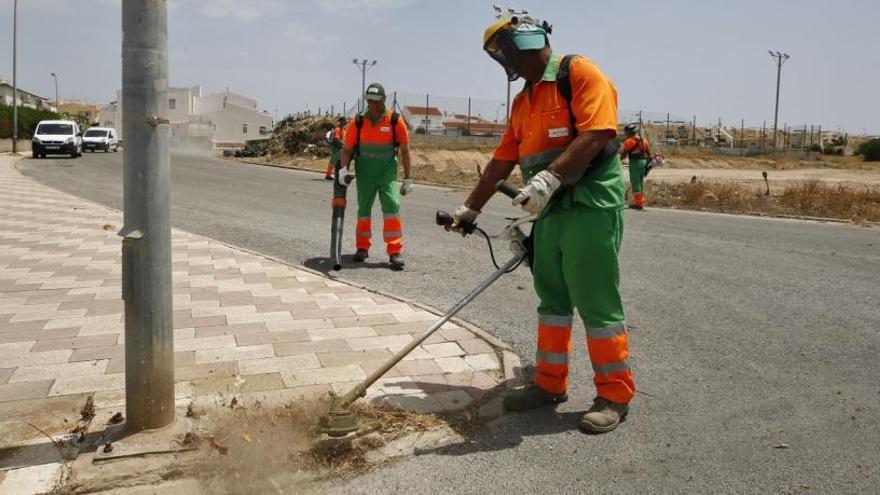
{"left": 503, "top": 384, "right": 568, "bottom": 412}
{"left": 579, "top": 397, "right": 629, "bottom": 434}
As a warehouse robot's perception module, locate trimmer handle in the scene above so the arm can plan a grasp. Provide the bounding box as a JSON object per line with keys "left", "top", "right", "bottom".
{"left": 495, "top": 180, "right": 524, "bottom": 203}
{"left": 435, "top": 210, "right": 476, "bottom": 235}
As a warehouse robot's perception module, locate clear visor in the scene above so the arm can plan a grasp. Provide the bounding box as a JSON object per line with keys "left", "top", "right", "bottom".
{"left": 484, "top": 30, "right": 520, "bottom": 82}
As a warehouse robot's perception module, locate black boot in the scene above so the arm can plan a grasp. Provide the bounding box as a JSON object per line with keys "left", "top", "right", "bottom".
{"left": 503, "top": 385, "right": 568, "bottom": 411}
{"left": 353, "top": 249, "right": 369, "bottom": 262}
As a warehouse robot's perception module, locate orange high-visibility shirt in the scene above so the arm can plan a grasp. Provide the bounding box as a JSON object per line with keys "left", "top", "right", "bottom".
{"left": 623, "top": 136, "right": 650, "bottom": 158}
{"left": 342, "top": 110, "right": 410, "bottom": 149}
{"left": 493, "top": 54, "right": 619, "bottom": 172}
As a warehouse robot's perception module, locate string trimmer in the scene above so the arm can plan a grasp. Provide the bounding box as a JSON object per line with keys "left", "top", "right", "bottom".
{"left": 321, "top": 181, "right": 532, "bottom": 437}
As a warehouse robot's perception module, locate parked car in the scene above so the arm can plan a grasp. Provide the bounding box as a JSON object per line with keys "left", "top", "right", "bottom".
{"left": 31, "top": 120, "right": 82, "bottom": 158}
{"left": 82, "top": 127, "right": 119, "bottom": 153}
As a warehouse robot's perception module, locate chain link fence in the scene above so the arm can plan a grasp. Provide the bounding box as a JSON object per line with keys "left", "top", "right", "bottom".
{"left": 289, "top": 92, "right": 848, "bottom": 155}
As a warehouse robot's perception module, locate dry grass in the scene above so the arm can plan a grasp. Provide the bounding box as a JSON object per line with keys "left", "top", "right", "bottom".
{"left": 185, "top": 398, "right": 448, "bottom": 492}
{"left": 662, "top": 147, "right": 873, "bottom": 171}
{"left": 228, "top": 151, "right": 878, "bottom": 222}
{"left": 647, "top": 179, "right": 880, "bottom": 223}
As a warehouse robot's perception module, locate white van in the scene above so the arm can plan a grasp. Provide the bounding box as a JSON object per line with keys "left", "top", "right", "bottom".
{"left": 82, "top": 127, "right": 119, "bottom": 153}
{"left": 31, "top": 120, "right": 82, "bottom": 159}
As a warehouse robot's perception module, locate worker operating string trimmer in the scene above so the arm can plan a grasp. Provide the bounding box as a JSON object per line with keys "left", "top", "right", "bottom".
{"left": 450, "top": 6, "right": 636, "bottom": 434}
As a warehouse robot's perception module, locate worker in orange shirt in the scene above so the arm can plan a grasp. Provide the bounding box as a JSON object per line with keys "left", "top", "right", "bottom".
{"left": 339, "top": 83, "right": 413, "bottom": 270}
{"left": 325, "top": 117, "right": 347, "bottom": 180}
{"left": 450, "top": 11, "right": 635, "bottom": 433}
{"left": 620, "top": 124, "right": 651, "bottom": 209}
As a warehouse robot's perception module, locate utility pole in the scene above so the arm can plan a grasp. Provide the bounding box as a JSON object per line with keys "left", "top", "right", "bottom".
{"left": 505, "top": 80, "right": 511, "bottom": 124}
{"left": 11, "top": 0, "right": 18, "bottom": 153}
{"left": 50, "top": 72, "right": 59, "bottom": 111}
{"left": 425, "top": 94, "right": 430, "bottom": 134}
{"left": 467, "top": 97, "right": 472, "bottom": 136}
{"left": 352, "top": 58, "right": 377, "bottom": 113}
{"left": 120, "top": 0, "right": 174, "bottom": 432}
{"left": 768, "top": 51, "right": 790, "bottom": 151}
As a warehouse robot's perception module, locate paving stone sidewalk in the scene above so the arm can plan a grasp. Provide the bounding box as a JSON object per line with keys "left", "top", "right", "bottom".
{"left": 0, "top": 154, "right": 507, "bottom": 428}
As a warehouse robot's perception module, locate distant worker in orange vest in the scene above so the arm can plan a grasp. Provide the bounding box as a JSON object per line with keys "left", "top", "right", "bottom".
{"left": 325, "top": 117, "right": 347, "bottom": 180}
{"left": 620, "top": 124, "right": 652, "bottom": 209}
{"left": 339, "top": 83, "right": 413, "bottom": 270}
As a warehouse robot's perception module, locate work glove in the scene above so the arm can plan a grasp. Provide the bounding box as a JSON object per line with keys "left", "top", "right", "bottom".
{"left": 513, "top": 170, "right": 562, "bottom": 216}
{"left": 338, "top": 167, "right": 354, "bottom": 187}
{"left": 400, "top": 178, "right": 414, "bottom": 196}
{"left": 451, "top": 204, "right": 479, "bottom": 235}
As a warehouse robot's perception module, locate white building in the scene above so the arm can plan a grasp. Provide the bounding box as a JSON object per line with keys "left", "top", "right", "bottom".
{"left": 403, "top": 106, "right": 444, "bottom": 135}
{"left": 97, "top": 85, "right": 272, "bottom": 149}
{"left": 0, "top": 77, "right": 54, "bottom": 111}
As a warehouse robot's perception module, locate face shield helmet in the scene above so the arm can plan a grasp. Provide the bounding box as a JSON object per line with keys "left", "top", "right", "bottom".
{"left": 483, "top": 20, "right": 520, "bottom": 81}
{"left": 483, "top": 15, "right": 551, "bottom": 82}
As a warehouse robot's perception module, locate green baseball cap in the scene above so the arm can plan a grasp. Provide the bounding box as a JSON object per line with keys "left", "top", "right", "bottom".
{"left": 364, "top": 82, "right": 386, "bottom": 101}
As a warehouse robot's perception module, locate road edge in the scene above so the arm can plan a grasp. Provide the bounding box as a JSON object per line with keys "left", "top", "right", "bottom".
{"left": 224, "top": 155, "right": 878, "bottom": 228}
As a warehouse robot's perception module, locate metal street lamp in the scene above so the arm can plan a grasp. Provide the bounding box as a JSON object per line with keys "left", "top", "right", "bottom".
{"left": 768, "top": 50, "right": 790, "bottom": 151}
{"left": 50, "top": 72, "right": 59, "bottom": 111}
{"left": 11, "top": 0, "right": 19, "bottom": 153}
{"left": 352, "top": 58, "right": 378, "bottom": 113}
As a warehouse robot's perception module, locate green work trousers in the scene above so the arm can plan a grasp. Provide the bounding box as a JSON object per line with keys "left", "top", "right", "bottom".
{"left": 533, "top": 204, "right": 625, "bottom": 328}
{"left": 629, "top": 158, "right": 647, "bottom": 194}
{"left": 531, "top": 203, "right": 635, "bottom": 403}
{"left": 356, "top": 174, "right": 399, "bottom": 218}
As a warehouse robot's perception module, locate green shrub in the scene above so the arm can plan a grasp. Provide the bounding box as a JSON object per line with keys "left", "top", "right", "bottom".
{"left": 0, "top": 104, "right": 60, "bottom": 139}
{"left": 857, "top": 138, "right": 880, "bottom": 162}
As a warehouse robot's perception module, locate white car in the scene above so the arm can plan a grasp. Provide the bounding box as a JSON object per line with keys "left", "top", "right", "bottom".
{"left": 82, "top": 127, "right": 119, "bottom": 153}
{"left": 31, "top": 120, "right": 82, "bottom": 159}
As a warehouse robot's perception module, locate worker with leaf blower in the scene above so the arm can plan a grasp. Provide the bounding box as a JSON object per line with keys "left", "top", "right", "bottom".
{"left": 620, "top": 123, "right": 652, "bottom": 209}
{"left": 451, "top": 10, "right": 635, "bottom": 433}
{"left": 339, "top": 83, "right": 413, "bottom": 270}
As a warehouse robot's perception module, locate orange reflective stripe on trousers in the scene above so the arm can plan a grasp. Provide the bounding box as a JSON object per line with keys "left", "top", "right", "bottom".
{"left": 383, "top": 213, "right": 403, "bottom": 256}
{"left": 586, "top": 322, "right": 635, "bottom": 403}
{"left": 355, "top": 217, "right": 371, "bottom": 250}
{"left": 534, "top": 314, "right": 573, "bottom": 395}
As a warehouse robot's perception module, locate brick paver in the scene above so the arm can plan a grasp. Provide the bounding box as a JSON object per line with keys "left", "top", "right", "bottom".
{"left": 0, "top": 155, "right": 505, "bottom": 418}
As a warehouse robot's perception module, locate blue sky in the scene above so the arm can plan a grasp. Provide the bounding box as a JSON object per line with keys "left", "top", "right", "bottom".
{"left": 2, "top": 0, "right": 878, "bottom": 133}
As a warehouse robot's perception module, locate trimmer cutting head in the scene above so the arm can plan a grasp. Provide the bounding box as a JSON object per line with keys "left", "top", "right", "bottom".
{"left": 322, "top": 402, "right": 359, "bottom": 437}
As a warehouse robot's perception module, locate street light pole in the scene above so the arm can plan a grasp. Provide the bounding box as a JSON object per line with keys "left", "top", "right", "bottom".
{"left": 505, "top": 80, "right": 511, "bottom": 124}
{"left": 11, "top": 0, "right": 18, "bottom": 153}
{"left": 51, "top": 72, "right": 59, "bottom": 111}
{"left": 121, "top": 0, "right": 175, "bottom": 432}
{"left": 768, "top": 50, "right": 790, "bottom": 151}
{"left": 352, "top": 58, "right": 377, "bottom": 113}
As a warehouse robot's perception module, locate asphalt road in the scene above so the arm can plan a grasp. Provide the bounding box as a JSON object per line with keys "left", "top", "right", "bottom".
{"left": 17, "top": 151, "right": 880, "bottom": 493}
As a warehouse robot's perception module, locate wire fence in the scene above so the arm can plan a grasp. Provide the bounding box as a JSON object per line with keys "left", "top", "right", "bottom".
{"left": 627, "top": 111, "right": 840, "bottom": 154}
{"left": 289, "top": 91, "right": 850, "bottom": 155}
